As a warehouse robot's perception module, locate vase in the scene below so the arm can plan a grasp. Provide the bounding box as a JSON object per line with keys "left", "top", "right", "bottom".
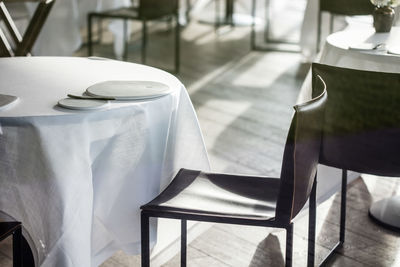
{"left": 373, "top": 6, "right": 395, "bottom": 32}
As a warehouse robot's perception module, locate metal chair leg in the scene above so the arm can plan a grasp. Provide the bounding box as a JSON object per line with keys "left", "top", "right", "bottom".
{"left": 250, "top": 0, "right": 256, "bottom": 50}
{"left": 175, "top": 13, "right": 180, "bottom": 74}
{"left": 285, "top": 224, "right": 293, "bottom": 267}
{"left": 142, "top": 19, "right": 147, "bottom": 64}
{"left": 215, "top": 0, "right": 220, "bottom": 30}
{"left": 181, "top": 220, "right": 187, "bottom": 267}
{"left": 329, "top": 14, "right": 334, "bottom": 34}
{"left": 319, "top": 169, "right": 347, "bottom": 266}
{"left": 12, "top": 226, "right": 22, "bottom": 267}
{"left": 88, "top": 14, "right": 93, "bottom": 56}
{"left": 123, "top": 19, "right": 128, "bottom": 61}
{"left": 339, "top": 169, "right": 347, "bottom": 244}
{"left": 308, "top": 175, "right": 317, "bottom": 267}
{"left": 141, "top": 212, "right": 150, "bottom": 267}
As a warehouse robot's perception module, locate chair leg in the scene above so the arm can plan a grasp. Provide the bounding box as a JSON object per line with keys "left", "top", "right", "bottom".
{"left": 141, "top": 19, "right": 147, "bottom": 65}
{"left": 181, "top": 219, "right": 187, "bottom": 267}
{"left": 215, "top": 0, "right": 220, "bottom": 30}
{"left": 175, "top": 13, "right": 180, "bottom": 74}
{"left": 318, "top": 169, "right": 347, "bottom": 266}
{"left": 250, "top": 0, "right": 256, "bottom": 50}
{"left": 339, "top": 169, "right": 347, "bottom": 244}
{"left": 307, "top": 175, "right": 317, "bottom": 267}
{"left": 88, "top": 14, "right": 93, "bottom": 56}
{"left": 316, "top": 11, "right": 322, "bottom": 53}
{"left": 285, "top": 224, "right": 293, "bottom": 267}
{"left": 123, "top": 19, "right": 128, "bottom": 61}
{"left": 12, "top": 226, "right": 22, "bottom": 267}
{"left": 141, "top": 212, "right": 150, "bottom": 267}
{"left": 329, "top": 14, "right": 334, "bottom": 34}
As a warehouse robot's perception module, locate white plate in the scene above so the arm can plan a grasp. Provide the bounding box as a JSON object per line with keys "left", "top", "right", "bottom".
{"left": 0, "top": 94, "right": 18, "bottom": 111}
{"left": 85, "top": 81, "right": 171, "bottom": 100}
{"left": 58, "top": 98, "right": 109, "bottom": 110}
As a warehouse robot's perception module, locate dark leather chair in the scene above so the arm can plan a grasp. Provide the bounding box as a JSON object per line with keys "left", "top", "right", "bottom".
{"left": 140, "top": 79, "right": 327, "bottom": 267}
{"left": 0, "top": 221, "right": 22, "bottom": 267}
{"left": 308, "top": 63, "right": 400, "bottom": 265}
{"left": 87, "top": 0, "right": 180, "bottom": 73}
{"left": 0, "top": 0, "right": 55, "bottom": 57}
{"left": 317, "top": 0, "right": 374, "bottom": 51}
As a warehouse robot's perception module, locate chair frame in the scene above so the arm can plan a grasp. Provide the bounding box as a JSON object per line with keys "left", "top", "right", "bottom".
{"left": 0, "top": 222, "right": 22, "bottom": 267}
{"left": 0, "top": 0, "right": 54, "bottom": 57}
{"left": 308, "top": 169, "right": 347, "bottom": 266}
{"left": 87, "top": 0, "right": 180, "bottom": 73}
{"left": 141, "top": 209, "right": 295, "bottom": 267}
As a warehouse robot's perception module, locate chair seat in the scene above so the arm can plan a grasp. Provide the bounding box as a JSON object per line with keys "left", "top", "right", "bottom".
{"left": 0, "top": 221, "right": 21, "bottom": 242}
{"left": 91, "top": 7, "right": 139, "bottom": 19}
{"left": 141, "top": 169, "right": 281, "bottom": 220}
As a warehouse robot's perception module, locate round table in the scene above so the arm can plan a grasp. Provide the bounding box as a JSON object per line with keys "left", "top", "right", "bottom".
{"left": 299, "top": 25, "right": 400, "bottom": 230}
{"left": 0, "top": 57, "right": 209, "bottom": 266}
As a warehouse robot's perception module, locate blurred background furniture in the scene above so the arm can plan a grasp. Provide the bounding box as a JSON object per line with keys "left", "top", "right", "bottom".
{"left": 88, "top": 0, "right": 180, "bottom": 73}
{"left": 300, "top": 0, "right": 377, "bottom": 61}
{"left": 316, "top": 0, "right": 374, "bottom": 52}
{"left": 141, "top": 82, "right": 327, "bottom": 267}
{"left": 310, "top": 63, "right": 400, "bottom": 262}
{"left": 0, "top": 57, "right": 209, "bottom": 266}
{"left": 0, "top": 0, "right": 54, "bottom": 57}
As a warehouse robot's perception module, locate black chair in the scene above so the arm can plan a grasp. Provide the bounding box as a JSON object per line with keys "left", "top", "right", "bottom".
{"left": 87, "top": 0, "right": 180, "bottom": 73}
{"left": 140, "top": 79, "right": 327, "bottom": 267}
{"left": 0, "top": 221, "right": 22, "bottom": 267}
{"left": 317, "top": 0, "right": 374, "bottom": 52}
{"left": 0, "top": 0, "right": 55, "bottom": 57}
{"left": 308, "top": 63, "right": 400, "bottom": 265}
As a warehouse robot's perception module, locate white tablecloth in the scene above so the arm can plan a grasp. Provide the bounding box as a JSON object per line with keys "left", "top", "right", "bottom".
{"left": 298, "top": 25, "right": 400, "bottom": 203}
{"left": 0, "top": 57, "right": 209, "bottom": 266}
{"left": 299, "top": 0, "right": 400, "bottom": 62}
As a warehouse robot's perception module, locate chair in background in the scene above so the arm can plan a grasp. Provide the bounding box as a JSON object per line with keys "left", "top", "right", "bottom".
{"left": 140, "top": 80, "right": 327, "bottom": 267}
{"left": 309, "top": 63, "right": 400, "bottom": 265}
{"left": 0, "top": 0, "right": 55, "bottom": 57}
{"left": 87, "top": 0, "right": 180, "bottom": 73}
{"left": 0, "top": 221, "right": 22, "bottom": 267}
{"left": 250, "top": 0, "right": 300, "bottom": 52}
{"left": 317, "top": 0, "right": 374, "bottom": 51}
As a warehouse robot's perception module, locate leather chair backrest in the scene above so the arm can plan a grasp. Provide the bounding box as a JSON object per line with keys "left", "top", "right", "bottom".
{"left": 276, "top": 75, "right": 327, "bottom": 223}
{"left": 312, "top": 63, "right": 400, "bottom": 177}
{"left": 320, "top": 0, "right": 374, "bottom": 16}
{"left": 139, "top": 0, "right": 178, "bottom": 19}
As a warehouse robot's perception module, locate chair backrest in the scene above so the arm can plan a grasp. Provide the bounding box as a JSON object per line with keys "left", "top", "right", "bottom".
{"left": 0, "top": 0, "right": 54, "bottom": 57}
{"left": 138, "top": 0, "right": 178, "bottom": 20}
{"left": 320, "top": 0, "right": 374, "bottom": 16}
{"left": 275, "top": 76, "right": 327, "bottom": 223}
{"left": 312, "top": 63, "right": 400, "bottom": 177}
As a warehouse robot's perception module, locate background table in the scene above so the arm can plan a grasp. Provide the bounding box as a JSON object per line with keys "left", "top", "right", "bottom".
{"left": 0, "top": 57, "right": 209, "bottom": 266}
{"left": 299, "top": 0, "right": 400, "bottom": 62}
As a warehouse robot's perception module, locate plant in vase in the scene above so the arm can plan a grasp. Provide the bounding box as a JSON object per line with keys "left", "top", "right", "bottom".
{"left": 370, "top": 0, "right": 399, "bottom": 32}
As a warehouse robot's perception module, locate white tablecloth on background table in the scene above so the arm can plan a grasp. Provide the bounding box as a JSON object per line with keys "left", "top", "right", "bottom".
{"left": 297, "top": 25, "right": 400, "bottom": 203}
{"left": 0, "top": 57, "right": 209, "bottom": 266}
